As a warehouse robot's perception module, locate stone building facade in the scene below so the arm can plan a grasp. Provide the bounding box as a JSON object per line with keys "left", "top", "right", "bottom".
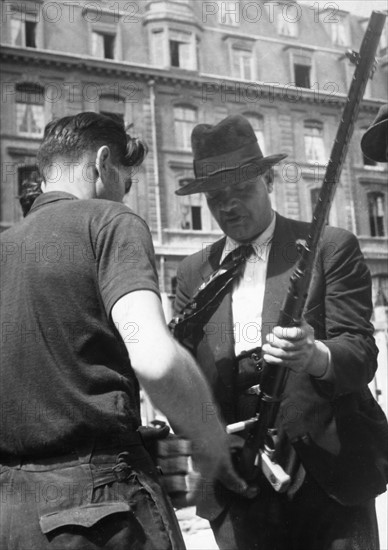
{"left": 1, "top": 0, "right": 387, "bottom": 408}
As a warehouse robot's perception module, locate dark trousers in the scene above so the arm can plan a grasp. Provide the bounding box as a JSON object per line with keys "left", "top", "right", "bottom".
{"left": 210, "top": 474, "right": 379, "bottom": 550}
{"left": 0, "top": 443, "right": 186, "bottom": 550}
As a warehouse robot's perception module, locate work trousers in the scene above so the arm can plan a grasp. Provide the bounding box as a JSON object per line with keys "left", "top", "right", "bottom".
{"left": 0, "top": 441, "right": 186, "bottom": 550}
{"left": 210, "top": 473, "right": 380, "bottom": 550}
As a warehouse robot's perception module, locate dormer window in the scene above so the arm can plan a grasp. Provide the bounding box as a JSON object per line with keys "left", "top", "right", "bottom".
{"left": 218, "top": 1, "right": 239, "bottom": 26}
{"left": 331, "top": 19, "right": 349, "bottom": 46}
{"left": 150, "top": 28, "right": 197, "bottom": 70}
{"left": 92, "top": 31, "right": 116, "bottom": 59}
{"left": 11, "top": 14, "right": 38, "bottom": 47}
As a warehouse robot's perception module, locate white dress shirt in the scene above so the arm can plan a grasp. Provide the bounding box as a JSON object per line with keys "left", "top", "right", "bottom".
{"left": 220, "top": 213, "right": 276, "bottom": 356}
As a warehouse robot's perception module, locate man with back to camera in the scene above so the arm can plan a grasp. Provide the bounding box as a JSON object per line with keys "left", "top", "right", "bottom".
{"left": 173, "top": 114, "right": 388, "bottom": 550}
{"left": 0, "top": 112, "right": 254, "bottom": 549}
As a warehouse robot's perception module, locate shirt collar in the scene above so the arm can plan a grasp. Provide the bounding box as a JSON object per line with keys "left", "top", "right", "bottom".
{"left": 28, "top": 191, "right": 79, "bottom": 214}
{"left": 221, "top": 211, "right": 276, "bottom": 263}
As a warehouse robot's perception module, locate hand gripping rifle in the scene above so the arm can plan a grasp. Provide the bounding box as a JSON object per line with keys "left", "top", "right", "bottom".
{"left": 232, "top": 10, "right": 387, "bottom": 492}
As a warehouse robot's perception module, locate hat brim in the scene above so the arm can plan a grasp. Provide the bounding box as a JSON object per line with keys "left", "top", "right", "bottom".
{"left": 175, "top": 154, "right": 287, "bottom": 196}
{"left": 361, "top": 118, "right": 388, "bottom": 163}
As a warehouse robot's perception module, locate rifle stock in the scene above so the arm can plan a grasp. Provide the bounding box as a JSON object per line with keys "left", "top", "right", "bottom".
{"left": 239, "top": 10, "right": 387, "bottom": 487}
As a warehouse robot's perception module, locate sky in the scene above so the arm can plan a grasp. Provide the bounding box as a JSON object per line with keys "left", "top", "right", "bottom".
{"left": 299, "top": 0, "right": 388, "bottom": 17}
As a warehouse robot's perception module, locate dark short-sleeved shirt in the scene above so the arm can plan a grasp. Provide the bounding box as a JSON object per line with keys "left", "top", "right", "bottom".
{"left": 0, "top": 192, "right": 160, "bottom": 457}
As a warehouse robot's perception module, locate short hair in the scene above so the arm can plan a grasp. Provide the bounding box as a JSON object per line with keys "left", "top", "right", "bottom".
{"left": 37, "top": 112, "right": 147, "bottom": 178}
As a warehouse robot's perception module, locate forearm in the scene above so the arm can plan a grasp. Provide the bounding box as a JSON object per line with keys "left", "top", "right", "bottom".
{"left": 135, "top": 339, "right": 223, "bottom": 449}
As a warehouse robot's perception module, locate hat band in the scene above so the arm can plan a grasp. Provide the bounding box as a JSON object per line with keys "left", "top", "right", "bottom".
{"left": 194, "top": 141, "right": 262, "bottom": 179}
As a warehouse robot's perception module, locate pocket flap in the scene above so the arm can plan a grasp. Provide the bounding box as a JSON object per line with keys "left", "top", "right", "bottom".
{"left": 39, "top": 502, "right": 131, "bottom": 534}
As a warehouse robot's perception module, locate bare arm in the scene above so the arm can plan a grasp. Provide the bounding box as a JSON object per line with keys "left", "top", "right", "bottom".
{"left": 111, "top": 290, "right": 253, "bottom": 495}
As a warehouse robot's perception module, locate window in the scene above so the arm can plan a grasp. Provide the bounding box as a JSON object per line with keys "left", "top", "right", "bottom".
{"left": 174, "top": 107, "right": 197, "bottom": 150}
{"left": 99, "top": 94, "right": 125, "bottom": 122}
{"left": 191, "top": 206, "right": 202, "bottom": 230}
{"left": 304, "top": 120, "right": 325, "bottom": 164}
{"left": 15, "top": 83, "right": 45, "bottom": 138}
{"left": 232, "top": 48, "right": 253, "bottom": 80}
{"left": 92, "top": 31, "right": 115, "bottom": 59}
{"left": 169, "top": 30, "right": 196, "bottom": 70}
{"left": 11, "top": 15, "right": 37, "bottom": 47}
{"left": 331, "top": 21, "right": 348, "bottom": 46}
{"left": 150, "top": 29, "right": 197, "bottom": 70}
{"left": 171, "top": 276, "right": 178, "bottom": 296}
{"left": 244, "top": 114, "right": 266, "bottom": 155}
{"left": 179, "top": 181, "right": 203, "bottom": 230}
{"left": 277, "top": 14, "right": 298, "bottom": 37}
{"left": 294, "top": 64, "right": 311, "bottom": 88}
{"left": 368, "top": 192, "right": 386, "bottom": 237}
{"left": 372, "top": 276, "right": 388, "bottom": 307}
{"left": 218, "top": 1, "right": 239, "bottom": 26}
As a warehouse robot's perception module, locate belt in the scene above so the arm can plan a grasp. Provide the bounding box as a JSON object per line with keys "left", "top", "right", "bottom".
{"left": 0, "top": 431, "right": 143, "bottom": 468}
{"left": 236, "top": 347, "right": 263, "bottom": 393}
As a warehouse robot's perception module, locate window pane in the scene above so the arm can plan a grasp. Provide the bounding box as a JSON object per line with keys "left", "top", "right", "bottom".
{"left": 151, "top": 30, "right": 165, "bottom": 65}
{"left": 170, "top": 40, "right": 180, "bottom": 66}
{"left": 278, "top": 16, "right": 298, "bottom": 37}
{"left": 103, "top": 35, "right": 115, "bottom": 59}
{"left": 16, "top": 104, "right": 44, "bottom": 137}
{"left": 92, "top": 32, "right": 104, "bottom": 57}
{"left": 304, "top": 122, "right": 325, "bottom": 163}
{"left": 368, "top": 193, "right": 386, "bottom": 237}
{"left": 244, "top": 115, "right": 265, "bottom": 155}
{"left": 191, "top": 206, "right": 202, "bottom": 230}
{"left": 25, "top": 21, "right": 36, "bottom": 48}
{"left": 180, "top": 41, "right": 196, "bottom": 70}
{"left": 174, "top": 107, "right": 196, "bottom": 150}
{"left": 294, "top": 64, "right": 311, "bottom": 88}
{"left": 233, "top": 50, "right": 252, "bottom": 80}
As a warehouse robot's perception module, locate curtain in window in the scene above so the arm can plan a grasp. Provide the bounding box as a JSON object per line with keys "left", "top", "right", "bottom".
{"left": 16, "top": 103, "right": 44, "bottom": 137}
{"left": 304, "top": 121, "right": 325, "bottom": 163}
{"left": 92, "top": 32, "right": 104, "bottom": 58}
{"left": 11, "top": 18, "right": 24, "bottom": 46}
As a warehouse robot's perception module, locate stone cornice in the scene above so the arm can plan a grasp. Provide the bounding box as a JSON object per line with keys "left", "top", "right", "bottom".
{"left": 0, "top": 46, "right": 385, "bottom": 111}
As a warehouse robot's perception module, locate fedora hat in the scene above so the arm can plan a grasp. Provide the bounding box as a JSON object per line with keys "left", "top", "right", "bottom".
{"left": 175, "top": 114, "right": 287, "bottom": 196}
{"left": 361, "top": 104, "right": 388, "bottom": 163}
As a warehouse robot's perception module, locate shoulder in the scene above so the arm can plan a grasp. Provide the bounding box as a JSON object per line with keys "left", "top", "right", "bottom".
{"left": 77, "top": 199, "right": 151, "bottom": 237}
{"left": 278, "top": 215, "right": 359, "bottom": 248}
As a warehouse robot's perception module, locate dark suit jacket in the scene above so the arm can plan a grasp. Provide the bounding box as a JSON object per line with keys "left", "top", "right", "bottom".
{"left": 175, "top": 214, "right": 388, "bottom": 519}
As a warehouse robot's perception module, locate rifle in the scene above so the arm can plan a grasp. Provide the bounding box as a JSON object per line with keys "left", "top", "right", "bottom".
{"left": 235, "top": 10, "right": 387, "bottom": 491}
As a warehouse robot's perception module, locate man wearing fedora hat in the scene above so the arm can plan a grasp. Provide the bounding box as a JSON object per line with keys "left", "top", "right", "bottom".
{"left": 173, "top": 114, "right": 388, "bottom": 549}
{"left": 361, "top": 103, "right": 388, "bottom": 163}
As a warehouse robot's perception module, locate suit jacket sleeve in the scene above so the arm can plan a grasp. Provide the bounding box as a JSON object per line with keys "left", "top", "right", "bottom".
{"left": 310, "top": 229, "right": 378, "bottom": 398}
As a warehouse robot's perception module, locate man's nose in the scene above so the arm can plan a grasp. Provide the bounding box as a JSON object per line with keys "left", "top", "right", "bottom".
{"left": 220, "top": 198, "right": 239, "bottom": 212}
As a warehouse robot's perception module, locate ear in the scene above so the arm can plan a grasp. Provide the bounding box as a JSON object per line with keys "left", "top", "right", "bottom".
{"left": 264, "top": 168, "right": 274, "bottom": 193}
{"left": 95, "top": 145, "right": 112, "bottom": 183}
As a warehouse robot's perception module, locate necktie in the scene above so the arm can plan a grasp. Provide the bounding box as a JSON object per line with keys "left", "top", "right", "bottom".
{"left": 170, "top": 243, "right": 254, "bottom": 341}
{"left": 221, "top": 244, "right": 254, "bottom": 269}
